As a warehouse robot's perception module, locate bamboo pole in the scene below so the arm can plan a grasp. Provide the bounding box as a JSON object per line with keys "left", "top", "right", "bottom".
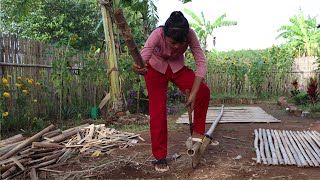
{"left": 294, "top": 131, "right": 319, "bottom": 166}
{"left": 273, "top": 130, "right": 290, "bottom": 165}
{"left": 270, "top": 129, "right": 283, "bottom": 164}
{"left": 258, "top": 128, "right": 267, "bottom": 164}
{"left": 0, "top": 124, "right": 55, "bottom": 160}
{"left": 0, "top": 134, "right": 25, "bottom": 147}
{"left": 42, "top": 129, "right": 62, "bottom": 138}
{"left": 1, "top": 165, "right": 17, "bottom": 179}
{"left": 306, "top": 131, "right": 320, "bottom": 148}
{"left": 266, "top": 129, "right": 278, "bottom": 165}
{"left": 289, "top": 131, "right": 313, "bottom": 166}
{"left": 278, "top": 130, "right": 297, "bottom": 166}
{"left": 31, "top": 142, "right": 64, "bottom": 149}
{"left": 301, "top": 131, "right": 320, "bottom": 160}
{"left": 254, "top": 129, "right": 261, "bottom": 164}
{"left": 113, "top": 9, "right": 145, "bottom": 68}
{"left": 262, "top": 129, "right": 272, "bottom": 164}
{"left": 284, "top": 130, "right": 308, "bottom": 166}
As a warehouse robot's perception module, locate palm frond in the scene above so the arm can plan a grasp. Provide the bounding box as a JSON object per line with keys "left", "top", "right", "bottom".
{"left": 183, "top": 8, "right": 203, "bottom": 26}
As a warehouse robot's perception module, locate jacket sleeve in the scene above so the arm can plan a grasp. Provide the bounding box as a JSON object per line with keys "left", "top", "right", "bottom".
{"left": 188, "top": 29, "right": 207, "bottom": 78}
{"left": 140, "top": 28, "right": 161, "bottom": 63}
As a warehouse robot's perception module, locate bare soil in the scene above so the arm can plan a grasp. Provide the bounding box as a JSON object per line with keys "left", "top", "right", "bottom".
{"left": 36, "top": 101, "right": 320, "bottom": 180}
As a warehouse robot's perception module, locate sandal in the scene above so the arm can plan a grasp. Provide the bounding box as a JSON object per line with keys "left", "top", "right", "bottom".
{"left": 152, "top": 158, "right": 169, "bottom": 172}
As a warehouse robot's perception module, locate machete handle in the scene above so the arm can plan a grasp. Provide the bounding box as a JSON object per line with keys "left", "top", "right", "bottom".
{"left": 185, "top": 89, "right": 193, "bottom": 135}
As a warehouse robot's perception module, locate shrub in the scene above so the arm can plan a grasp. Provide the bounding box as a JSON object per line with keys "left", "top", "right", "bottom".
{"left": 293, "top": 92, "right": 309, "bottom": 105}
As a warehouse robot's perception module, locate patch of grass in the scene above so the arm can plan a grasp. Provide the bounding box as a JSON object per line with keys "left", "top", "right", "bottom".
{"left": 115, "top": 123, "right": 150, "bottom": 132}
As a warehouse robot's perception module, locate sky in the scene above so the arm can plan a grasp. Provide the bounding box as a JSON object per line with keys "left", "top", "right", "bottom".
{"left": 154, "top": 0, "right": 320, "bottom": 51}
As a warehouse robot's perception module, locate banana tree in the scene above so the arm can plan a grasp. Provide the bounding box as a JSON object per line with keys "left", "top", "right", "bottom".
{"left": 99, "top": 0, "right": 123, "bottom": 113}
{"left": 276, "top": 11, "right": 320, "bottom": 57}
{"left": 121, "top": 0, "right": 158, "bottom": 40}
{"left": 183, "top": 8, "right": 237, "bottom": 51}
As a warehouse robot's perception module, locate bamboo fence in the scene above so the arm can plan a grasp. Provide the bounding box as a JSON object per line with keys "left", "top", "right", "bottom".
{"left": 0, "top": 34, "right": 107, "bottom": 119}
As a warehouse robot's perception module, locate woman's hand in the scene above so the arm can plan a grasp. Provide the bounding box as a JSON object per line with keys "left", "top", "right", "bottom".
{"left": 132, "top": 62, "right": 147, "bottom": 75}
{"left": 185, "top": 76, "right": 203, "bottom": 111}
{"left": 186, "top": 93, "right": 196, "bottom": 111}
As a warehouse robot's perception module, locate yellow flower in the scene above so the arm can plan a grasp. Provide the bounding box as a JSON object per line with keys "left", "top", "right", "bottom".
{"left": 22, "top": 90, "right": 29, "bottom": 94}
{"left": 18, "top": 76, "right": 22, "bottom": 80}
{"left": 33, "top": 99, "right": 37, "bottom": 103}
{"left": 7, "top": 75, "right": 12, "bottom": 79}
{"left": 3, "top": 92, "right": 10, "bottom": 98}
{"left": 5, "top": 83, "right": 10, "bottom": 87}
{"left": 15, "top": 83, "right": 21, "bottom": 87}
{"left": 27, "top": 79, "right": 33, "bottom": 85}
{"left": 36, "top": 82, "right": 41, "bottom": 86}
{"left": 2, "top": 112, "right": 9, "bottom": 117}
{"left": 2, "top": 78, "right": 8, "bottom": 84}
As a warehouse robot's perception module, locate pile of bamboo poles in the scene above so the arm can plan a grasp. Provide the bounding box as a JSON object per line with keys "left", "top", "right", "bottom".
{"left": 254, "top": 128, "right": 320, "bottom": 167}
{"left": 0, "top": 123, "right": 143, "bottom": 179}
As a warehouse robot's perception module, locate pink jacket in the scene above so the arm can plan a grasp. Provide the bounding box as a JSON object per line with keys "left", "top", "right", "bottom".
{"left": 140, "top": 27, "right": 207, "bottom": 78}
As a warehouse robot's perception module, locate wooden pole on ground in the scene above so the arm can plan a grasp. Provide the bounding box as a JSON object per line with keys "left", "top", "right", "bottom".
{"left": 0, "top": 124, "right": 55, "bottom": 161}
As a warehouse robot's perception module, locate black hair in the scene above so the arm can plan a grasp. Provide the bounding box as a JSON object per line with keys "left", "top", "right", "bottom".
{"left": 164, "top": 11, "right": 189, "bottom": 43}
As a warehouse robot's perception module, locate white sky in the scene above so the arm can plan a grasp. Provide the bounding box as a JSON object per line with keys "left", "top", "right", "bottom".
{"left": 154, "top": 0, "right": 320, "bottom": 51}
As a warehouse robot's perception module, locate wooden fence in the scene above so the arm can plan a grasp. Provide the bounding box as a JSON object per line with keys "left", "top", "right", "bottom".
{"left": 0, "top": 34, "right": 319, "bottom": 120}
{"left": 206, "top": 70, "right": 318, "bottom": 97}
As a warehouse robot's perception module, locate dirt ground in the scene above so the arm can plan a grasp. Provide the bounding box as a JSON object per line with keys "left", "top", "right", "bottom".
{"left": 35, "top": 101, "right": 320, "bottom": 180}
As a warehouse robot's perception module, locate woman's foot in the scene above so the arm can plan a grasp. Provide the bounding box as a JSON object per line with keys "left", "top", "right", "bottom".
{"left": 152, "top": 158, "right": 169, "bottom": 172}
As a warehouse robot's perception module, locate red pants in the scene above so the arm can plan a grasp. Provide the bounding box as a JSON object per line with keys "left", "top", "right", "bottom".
{"left": 144, "top": 65, "right": 210, "bottom": 160}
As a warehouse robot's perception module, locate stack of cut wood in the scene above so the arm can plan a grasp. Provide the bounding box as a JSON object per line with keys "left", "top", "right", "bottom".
{"left": 65, "top": 124, "right": 144, "bottom": 156}
{"left": 0, "top": 123, "right": 143, "bottom": 179}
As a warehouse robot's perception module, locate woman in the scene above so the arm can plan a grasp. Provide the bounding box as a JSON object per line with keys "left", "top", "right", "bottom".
{"left": 132, "top": 11, "right": 210, "bottom": 172}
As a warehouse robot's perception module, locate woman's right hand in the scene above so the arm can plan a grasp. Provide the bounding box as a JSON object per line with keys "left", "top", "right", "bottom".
{"left": 132, "top": 62, "right": 147, "bottom": 75}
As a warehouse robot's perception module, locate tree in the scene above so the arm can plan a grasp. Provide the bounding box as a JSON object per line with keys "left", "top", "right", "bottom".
{"left": 276, "top": 11, "right": 320, "bottom": 57}
{"left": 183, "top": 8, "right": 237, "bottom": 51}
{"left": 1, "top": 0, "right": 101, "bottom": 50}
